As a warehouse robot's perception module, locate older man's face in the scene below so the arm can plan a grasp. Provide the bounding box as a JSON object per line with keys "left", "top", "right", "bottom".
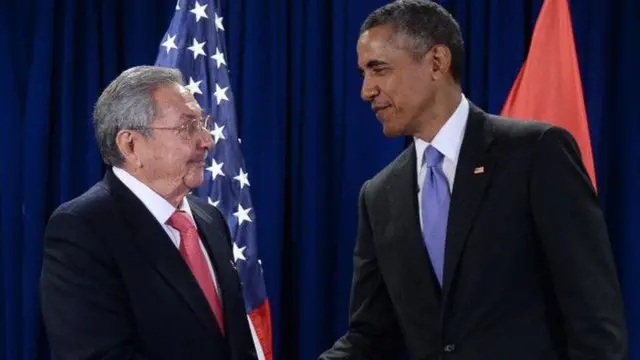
{"left": 136, "top": 83, "right": 213, "bottom": 198}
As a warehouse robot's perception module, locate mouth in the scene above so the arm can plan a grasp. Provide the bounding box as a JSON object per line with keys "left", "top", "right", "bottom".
{"left": 372, "top": 105, "right": 391, "bottom": 119}
{"left": 188, "top": 162, "right": 206, "bottom": 170}
{"left": 372, "top": 104, "right": 389, "bottom": 112}
{"left": 191, "top": 155, "right": 208, "bottom": 167}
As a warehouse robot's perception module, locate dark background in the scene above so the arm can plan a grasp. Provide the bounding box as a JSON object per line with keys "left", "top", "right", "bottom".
{"left": 1, "top": 0, "right": 638, "bottom": 359}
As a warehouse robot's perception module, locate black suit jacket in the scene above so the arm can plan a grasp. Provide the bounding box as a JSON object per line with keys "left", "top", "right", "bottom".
{"left": 40, "top": 169, "right": 257, "bottom": 360}
{"left": 319, "top": 105, "right": 627, "bottom": 360}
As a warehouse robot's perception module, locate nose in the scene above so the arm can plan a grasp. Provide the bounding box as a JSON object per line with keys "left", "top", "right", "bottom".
{"left": 198, "top": 127, "right": 214, "bottom": 150}
{"left": 361, "top": 76, "right": 379, "bottom": 102}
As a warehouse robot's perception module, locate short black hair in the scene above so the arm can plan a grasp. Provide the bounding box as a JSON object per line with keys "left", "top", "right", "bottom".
{"left": 360, "top": 0, "right": 465, "bottom": 83}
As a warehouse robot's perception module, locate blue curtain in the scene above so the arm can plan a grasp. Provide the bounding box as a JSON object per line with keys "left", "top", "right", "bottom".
{"left": 1, "top": 0, "right": 638, "bottom": 359}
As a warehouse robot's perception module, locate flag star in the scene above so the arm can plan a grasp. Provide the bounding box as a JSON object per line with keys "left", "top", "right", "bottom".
{"left": 234, "top": 169, "right": 250, "bottom": 189}
{"left": 210, "top": 122, "right": 226, "bottom": 143}
{"left": 211, "top": 47, "right": 227, "bottom": 68}
{"left": 233, "top": 204, "right": 252, "bottom": 225}
{"left": 190, "top": 1, "right": 208, "bottom": 22}
{"left": 214, "top": 12, "right": 224, "bottom": 31}
{"left": 208, "top": 197, "right": 220, "bottom": 207}
{"left": 214, "top": 84, "right": 229, "bottom": 104}
{"left": 187, "top": 38, "right": 206, "bottom": 59}
{"left": 233, "top": 242, "right": 247, "bottom": 262}
{"left": 175, "top": 0, "right": 180, "bottom": 10}
{"left": 161, "top": 34, "right": 178, "bottom": 54}
{"left": 185, "top": 77, "right": 203, "bottom": 95}
{"left": 206, "top": 158, "right": 225, "bottom": 180}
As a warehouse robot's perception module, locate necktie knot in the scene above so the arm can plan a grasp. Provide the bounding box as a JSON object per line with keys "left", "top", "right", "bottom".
{"left": 167, "top": 210, "right": 194, "bottom": 233}
{"left": 424, "top": 145, "right": 444, "bottom": 168}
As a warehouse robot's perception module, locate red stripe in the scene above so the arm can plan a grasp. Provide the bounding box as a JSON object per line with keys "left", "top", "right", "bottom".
{"left": 249, "top": 300, "right": 273, "bottom": 360}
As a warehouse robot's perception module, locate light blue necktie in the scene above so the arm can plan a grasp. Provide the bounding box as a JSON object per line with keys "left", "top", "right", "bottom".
{"left": 421, "top": 145, "right": 450, "bottom": 286}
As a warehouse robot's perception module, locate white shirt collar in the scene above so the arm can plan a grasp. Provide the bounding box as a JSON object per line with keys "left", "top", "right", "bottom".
{"left": 111, "top": 166, "right": 194, "bottom": 225}
{"left": 414, "top": 94, "right": 469, "bottom": 167}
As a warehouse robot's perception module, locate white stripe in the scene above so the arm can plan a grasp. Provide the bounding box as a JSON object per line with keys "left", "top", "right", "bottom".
{"left": 248, "top": 314, "right": 266, "bottom": 360}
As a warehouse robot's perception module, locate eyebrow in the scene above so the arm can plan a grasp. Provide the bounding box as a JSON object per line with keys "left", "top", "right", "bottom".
{"left": 358, "top": 59, "right": 389, "bottom": 75}
{"left": 181, "top": 109, "right": 206, "bottom": 119}
{"left": 180, "top": 113, "right": 197, "bottom": 120}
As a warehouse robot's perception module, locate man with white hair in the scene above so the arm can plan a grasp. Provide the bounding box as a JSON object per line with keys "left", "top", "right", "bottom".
{"left": 40, "top": 65, "right": 257, "bottom": 360}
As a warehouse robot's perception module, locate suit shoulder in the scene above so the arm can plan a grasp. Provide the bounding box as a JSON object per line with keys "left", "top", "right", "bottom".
{"left": 44, "top": 181, "right": 121, "bottom": 263}
{"left": 362, "top": 146, "right": 413, "bottom": 198}
{"left": 187, "top": 195, "right": 230, "bottom": 231}
{"left": 487, "top": 113, "right": 581, "bottom": 151}
{"left": 49, "top": 181, "right": 114, "bottom": 221}
{"left": 46, "top": 181, "right": 123, "bottom": 246}
{"left": 487, "top": 113, "right": 554, "bottom": 140}
{"left": 187, "top": 194, "right": 224, "bottom": 218}
{"left": 187, "top": 194, "right": 234, "bottom": 247}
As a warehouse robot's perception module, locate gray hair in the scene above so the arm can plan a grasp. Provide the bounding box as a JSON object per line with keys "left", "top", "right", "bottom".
{"left": 93, "top": 65, "right": 184, "bottom": 166}
{"left": 360, "top": 0, "right": 465, "bottom": 83}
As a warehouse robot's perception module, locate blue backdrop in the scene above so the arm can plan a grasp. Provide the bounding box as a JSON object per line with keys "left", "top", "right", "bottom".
{"left": 1, "top": 0, "right": 638, "bottom": 359}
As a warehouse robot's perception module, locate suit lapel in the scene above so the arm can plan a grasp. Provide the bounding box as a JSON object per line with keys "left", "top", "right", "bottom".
{"left": 190, "top": 199, "right": 254, "bottom": 357}
{"left": 385, "top": 145, "right": 443, "bottom": 301}
{"left": 442, "top": 105, "right": 495, "bottom": 303}
{"left": 105, "top": 170, "right": 222, "bottom": 336}
{"left": 190, "top": 199, "right": 245, "bottom": 327}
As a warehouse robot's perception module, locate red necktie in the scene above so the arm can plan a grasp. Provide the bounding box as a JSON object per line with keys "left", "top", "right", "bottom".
{"left": 167, "top": 211, "right": 225, "bottom": 334}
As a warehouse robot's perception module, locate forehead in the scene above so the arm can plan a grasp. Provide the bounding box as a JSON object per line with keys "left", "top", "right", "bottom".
{"left": 153, "top": 83, "right": 202, "bottom": 117}
{"left": 357, "top": 24, "right": 413, "bottom": 68}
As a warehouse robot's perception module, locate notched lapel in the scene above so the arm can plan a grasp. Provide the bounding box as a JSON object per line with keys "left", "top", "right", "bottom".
{"left": 105, "top": 171, "right": 222, "bottom": 336}
{"left": 190, "top": 199, "right": 249, "bottom": 348}
{"left": 190, "top": 200, "right": 242, "bottom": 310}
{"left": 385, "top": 146, "right": 442, "bottom": 299}
{"left": 442, "top": 105, "right": 496, "bottom": 301}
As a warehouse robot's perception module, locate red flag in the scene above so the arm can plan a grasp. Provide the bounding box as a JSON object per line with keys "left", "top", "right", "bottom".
{"left": 501, "top": 0, "right": 596, "bottom": 189}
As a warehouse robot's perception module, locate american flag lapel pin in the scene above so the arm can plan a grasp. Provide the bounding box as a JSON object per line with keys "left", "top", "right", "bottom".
{"left": 474, "top": 166, "right": 485, "bottom": 174}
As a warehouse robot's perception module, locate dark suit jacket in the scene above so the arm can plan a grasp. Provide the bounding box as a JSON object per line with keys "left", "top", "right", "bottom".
{"left": 319, "top": 105, "right": 628, "bottom": 360}
{"left": 40, "top": 169, "right": 257, "bottom": 360}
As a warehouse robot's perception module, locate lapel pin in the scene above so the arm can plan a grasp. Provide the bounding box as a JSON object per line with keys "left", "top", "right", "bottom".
{"left": 474, "top": 166, "right": 485, "bottom": 174}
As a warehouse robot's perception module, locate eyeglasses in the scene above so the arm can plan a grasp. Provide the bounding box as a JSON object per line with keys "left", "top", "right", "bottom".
{"left": 137, "top": 115, "right": 211, "bottom": 141}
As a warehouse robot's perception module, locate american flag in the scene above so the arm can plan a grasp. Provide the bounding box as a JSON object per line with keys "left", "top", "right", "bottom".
{"left": 154, "top": 1, "right": 272, "bottom": 359}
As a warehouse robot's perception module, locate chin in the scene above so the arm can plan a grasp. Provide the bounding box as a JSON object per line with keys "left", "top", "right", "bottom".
{"left": 184, "top": 172, "right": 205, "bottom": 189}
{"left": 379, "top": 113, "right": 408, "bottom": 137}
{"left": 381, "top": 124, "right": 405, "bottom": 138}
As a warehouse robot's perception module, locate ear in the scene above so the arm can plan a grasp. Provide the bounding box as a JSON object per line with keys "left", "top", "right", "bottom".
{"left": 115, "top": 130, "right": 144, "bottom": 168}
{"left": 429, "top": 44, "right": 452, "bottom": 81}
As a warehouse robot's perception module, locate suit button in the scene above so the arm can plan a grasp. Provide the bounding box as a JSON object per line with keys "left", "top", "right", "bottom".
{"left": 444, "top": 344, "right": 455, "bottom": 353}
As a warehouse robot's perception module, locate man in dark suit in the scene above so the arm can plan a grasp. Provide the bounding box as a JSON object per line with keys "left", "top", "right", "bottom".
{"left": 319, "top": 1, "right": 627, "bottom": 359}
{"left": 40, "top": 65, "right": 257, "bottom": 359}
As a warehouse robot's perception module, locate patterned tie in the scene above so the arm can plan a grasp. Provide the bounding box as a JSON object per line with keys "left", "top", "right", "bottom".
{"left": 167, "top": 211, "right": 225, "bottom": 334}
{"left": 421, "top": 146, "right": 451, "bottom": 286}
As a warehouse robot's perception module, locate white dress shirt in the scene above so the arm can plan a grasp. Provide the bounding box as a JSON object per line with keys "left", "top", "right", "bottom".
{"left": 112, "top": 166, "right": 222, "bottom": 298}
{"left": 415, "top": 94, "right": 470, "bottom": 231}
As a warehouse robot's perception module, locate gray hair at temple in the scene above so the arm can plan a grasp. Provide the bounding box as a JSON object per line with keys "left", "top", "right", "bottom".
{"left": 360, "top": 0, "right": 465, "bottom": 84}
{"left": 93, "top": 65, "right": 184, "bottom": 167}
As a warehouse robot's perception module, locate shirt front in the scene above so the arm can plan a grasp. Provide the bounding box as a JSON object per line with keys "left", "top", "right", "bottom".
{"left": 112, "top": 166, "right": 222, "bottom": 298}
{"left": 414, "top": 94, "right": 470, "bottom": 231}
